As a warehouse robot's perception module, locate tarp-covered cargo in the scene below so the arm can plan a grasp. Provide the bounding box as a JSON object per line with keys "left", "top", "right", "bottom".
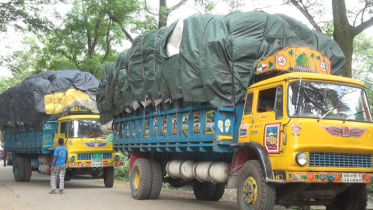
{"left": 0, "top": 70, "right": 99, "bottom": 128}
{"left": 97, "top": 10, "right": 346, "bottom": 124}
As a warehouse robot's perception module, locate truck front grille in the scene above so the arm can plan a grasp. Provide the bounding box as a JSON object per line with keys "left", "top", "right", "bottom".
{"left": 77, "top": 153, "right": 112, "bottom": 160}
{"left": 309, "top": 152, "right": 372, "bottom": 168}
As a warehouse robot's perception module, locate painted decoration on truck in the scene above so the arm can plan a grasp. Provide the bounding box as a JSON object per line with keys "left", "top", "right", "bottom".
{"left": 239, "top": 124, "right": 248, "bottom": 137}
{"left": 287, "top": 172, "right": 373, "bottom": 184}
{"left": 42, "top": 135, "right": 53, "bottom": 149}
{"left": 255, "top": 46, "right": 331, "bottom": 75}
{"left": 321, "top": 125, "right": 367, "bottom": 138}
{"left": 290, "top": 121, "right": 301, "bottom": 137}
{"left": 264, "top": 123, "right": 281, "bottom": 154}
{"left": 83, "top": 140, "right": 108, "bottom": 148}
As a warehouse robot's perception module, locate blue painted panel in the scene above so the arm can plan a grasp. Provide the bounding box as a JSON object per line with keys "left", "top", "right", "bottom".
{"left": 3, "top": 120, "right": 57, "bottom": 155}
{"left": 113, "top": 103, "right": 245, "bottom": 153}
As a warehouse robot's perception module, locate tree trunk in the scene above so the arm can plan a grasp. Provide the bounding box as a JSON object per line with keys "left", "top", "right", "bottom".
{"left": 158, "top": 0, "right": 168, "bottom": 28}
{"left": 334, "top": 33, "right": 354, "bottom": 78}
{"left": 332, "top": 0, "right": 353, "bottom": 78}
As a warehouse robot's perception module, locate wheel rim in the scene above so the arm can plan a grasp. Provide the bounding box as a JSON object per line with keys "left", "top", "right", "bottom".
{"left": 132, "top": 169, "right": 140, "bottom": 190}
{"left": 242, "top": 176, "right": 257, "bottom": 209}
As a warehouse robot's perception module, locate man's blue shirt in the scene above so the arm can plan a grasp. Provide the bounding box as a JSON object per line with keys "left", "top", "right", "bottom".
{"left": 53, "top": 146, "right": 68, "bottom": 167}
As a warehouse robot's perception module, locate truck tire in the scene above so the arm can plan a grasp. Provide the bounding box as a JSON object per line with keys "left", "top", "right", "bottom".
{"left": 193, "top": 181, "right": 216, "bottom": 200}
{"left": 326, "top": 184, "right": 367, "bottom": 210}
{"left": 24, "top": 157, "right": 32, "bottom": 182}
{"left": 237, "top": 160, "right": 276, "bottom": 210}
{"left": 148, "top": 159, "right": 163, "bottom": 199}
{"left": 130, "top": 158, "right": 152, "bottom": 200}
{"left": 14, "top": 157, "right": 25, "bottom": 182}
{"left": 211, "top": 184, "right": 225, "bottom": 201}
{"left": 104, "top": 167, "right": 114, "bottom": 188}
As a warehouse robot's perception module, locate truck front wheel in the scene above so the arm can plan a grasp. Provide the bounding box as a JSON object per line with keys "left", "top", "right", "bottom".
{"left": 326, "top": 184, "right": 367, "bottom": 210}
{"left": 14, "top": 157, "right": 25, "bottom": 182}
{"left": 237, "top": 160, "right": 276, "bottom": 210}
{"left": 104, "top": 167, "right": 114, "bottom": 188}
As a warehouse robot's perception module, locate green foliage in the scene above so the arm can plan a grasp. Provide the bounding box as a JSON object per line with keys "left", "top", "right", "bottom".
{"left": 221, "top": 0, "right": 245, "bottom": 12}
{"left": 321, "top": 22, "right": 334, "bottom": 38}
{"left": 114, "top": 165, "right": 130, "bottom": 181}
{"left": 352, "top": 33, "right": 373, "bottom": 111}
{"left": 0, "top": 0, "right": 59, "bottom": 32}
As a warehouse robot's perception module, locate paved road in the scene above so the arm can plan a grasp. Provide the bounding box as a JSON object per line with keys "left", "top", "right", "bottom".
{"left": 0, "top": 165, "right": 239, "bottom": 210}
{"left": 2, "top": 164, "right": 372, "bottom": 210}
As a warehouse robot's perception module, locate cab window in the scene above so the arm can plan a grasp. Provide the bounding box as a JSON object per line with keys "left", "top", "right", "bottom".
{"left": 244, "top": 93, "right": 254, "bottom": 115}
{"left": 60, "top": 122, "right": 67, "bottom": 134}
{"left": 274, "top": 86, "right": 284, "bottom": 119}
{"left": 258, "top": 88, "right": 276, "bottom": 113}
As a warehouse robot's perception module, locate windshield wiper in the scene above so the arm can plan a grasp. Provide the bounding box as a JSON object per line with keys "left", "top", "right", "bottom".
{"left": 318, "top": 106, "right": 341, "bottom": 122}
{"left": 343, "top": 111, "right": 365, "bottom": 123}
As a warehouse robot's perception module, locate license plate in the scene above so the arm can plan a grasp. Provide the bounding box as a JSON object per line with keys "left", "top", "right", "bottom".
{"left": 342, "top": 173, "right": 362, "bottom": 183}
{"left": 91, "top": 154, "right": 103, "bottom": 168}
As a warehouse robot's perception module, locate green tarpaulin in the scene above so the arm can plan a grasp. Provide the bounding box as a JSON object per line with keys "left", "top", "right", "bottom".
{"left": 97, "top": 11, "right": 346, "bottom": 124}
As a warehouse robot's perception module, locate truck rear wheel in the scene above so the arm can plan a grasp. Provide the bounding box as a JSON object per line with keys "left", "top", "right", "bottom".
{"left": 148, "top": 159, "right": 163, "bottom": 199}
{"left": 24, "top": 157, "right": 32, "bottom": 182}
{"left": 104, "top": 167, "right": 114, "bottom": 188}
{"left": 326, "top": 184, "right": 367, "bottom": 210}
{"left": 193, "top": 181, "right": 216, "bottom": 200}
{"left": 14, "top": 157, "right": 25, "bottom": 182}
{"left": 131, "top": 158, "right": 152, "bottom": 200}
{"left": 130, "top": 158, "right": 152, "bottom": 200}
{"left": 237, "top": 160, "right": 276, "bottom": 210}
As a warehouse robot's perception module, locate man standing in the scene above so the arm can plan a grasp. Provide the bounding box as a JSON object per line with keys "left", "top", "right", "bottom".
{"left": 50, "top": 138, "right": 68, "bottom": 195}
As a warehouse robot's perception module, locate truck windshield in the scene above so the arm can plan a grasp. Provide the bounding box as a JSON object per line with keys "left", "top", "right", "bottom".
{"left": 69, "top": 120, "right": 104, "bottom": 138}
{"left": 288, "top": 81, "right": 372, "bottom": 122}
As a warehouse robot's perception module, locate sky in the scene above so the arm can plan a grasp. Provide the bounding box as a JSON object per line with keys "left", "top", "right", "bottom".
{"left": 0, "top": 0, "right": 372, "bottom": 77}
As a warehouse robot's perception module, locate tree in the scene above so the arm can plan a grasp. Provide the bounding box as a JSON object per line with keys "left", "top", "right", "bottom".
{"left": 0, "top": 0, "right": 60, "bottom": 32}
{"left": 40, "top": 0, "right": 130, "bottom": 77}
{"left": 352, "top": 33, "right": 373, "bottom": 111}
{"left": 141, "top": 0, "right": 216, "bottom": 30}
{"left": 288, "top": 0, "right": 373, "bottom": 78}
{"left": 1, "top": 36, "right": 43, "bottom": 84}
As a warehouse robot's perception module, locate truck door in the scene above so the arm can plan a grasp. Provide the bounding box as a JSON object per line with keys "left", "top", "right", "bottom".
{"left": 251, "top": 85, "right": 284, "bottom": 154}
{"left": 54, "top": 121, "right": 69, "bottom": 148}
{"left": 238, "top": 92, "right": 254, "bottom": 143}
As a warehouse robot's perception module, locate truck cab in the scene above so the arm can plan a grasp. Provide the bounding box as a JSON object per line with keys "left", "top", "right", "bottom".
{"left": 53, "top": 114, "right": 121, "bottom": 186}
{"left": 233, "top": 47, "right": 373, "bottom": 209}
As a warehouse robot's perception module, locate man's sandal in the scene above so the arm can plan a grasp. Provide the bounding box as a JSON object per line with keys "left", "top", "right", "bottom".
{"left": 49, "top": 190, "right": 56, "bottom": 194}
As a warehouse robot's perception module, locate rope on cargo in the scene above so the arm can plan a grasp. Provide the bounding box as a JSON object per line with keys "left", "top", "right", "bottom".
{"left": 51, "top": 91, "right": 68, "bottom": 116}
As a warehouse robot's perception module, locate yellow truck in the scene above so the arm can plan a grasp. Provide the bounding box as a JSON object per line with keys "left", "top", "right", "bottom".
{"left": 4, "top": 112, "right": 122, "bottom": 187}
{"left": 118, "top": 47, "right": 373, "bottom": 209}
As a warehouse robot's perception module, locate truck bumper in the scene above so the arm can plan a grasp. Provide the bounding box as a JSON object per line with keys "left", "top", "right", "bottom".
{"left": 286, "top": 171, "right": 373, "bottom": 183}
{"left": 67, "top": 161, "right": 124, "bottom": 168}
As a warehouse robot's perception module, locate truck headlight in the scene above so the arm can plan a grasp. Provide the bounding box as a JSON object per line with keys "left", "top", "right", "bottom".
{"left": 69, "top": 155, "right": 76, "bottom": 162}
{"left": 114, "top": 154, "right": 120, "bottom": 161}
{"left": 296, "top": 152, "right": 307, "bottom": 166}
